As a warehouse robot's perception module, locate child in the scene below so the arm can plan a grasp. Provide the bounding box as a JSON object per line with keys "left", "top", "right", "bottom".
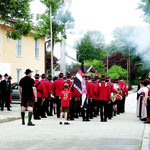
{"left": 59, "top": 83, "right": 72, "bottom": 125}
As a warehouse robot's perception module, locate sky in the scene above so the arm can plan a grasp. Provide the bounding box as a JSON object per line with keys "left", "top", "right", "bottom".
{"left": 30, "top": 0, "right": 147, "bottom": 45}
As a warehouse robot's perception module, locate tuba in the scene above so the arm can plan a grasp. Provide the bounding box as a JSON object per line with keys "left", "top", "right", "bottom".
{"left": 111, "top": 83, "right": 123, "bottom": 102}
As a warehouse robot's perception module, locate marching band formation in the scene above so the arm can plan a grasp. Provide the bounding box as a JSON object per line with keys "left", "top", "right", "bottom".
{"left": 0, "top": 69, "right": 129, "bottom": 126}
{"left": 17, "top": 68, "right": 129, "bottom": 126}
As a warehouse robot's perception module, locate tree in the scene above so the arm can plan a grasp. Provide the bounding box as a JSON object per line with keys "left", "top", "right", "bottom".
{"left": 108, "top": 65, "right": 127, "bottom": 80}
{"left": 103, "top": 52, "right": 135, "bottom": 80}
{"left": 34, "top": 0, "right": 74, "bottom": 45}
{"left": 0, "top": 0, "right": 33, "bottom": 39}
{"left": 46, "top": 52, "right": 58, "bottom": 71}
{"left": 75, "top": 31, "right": 106, "bottom": 62}
{"left": 138, "top": 0, "right": 150, "bottom": 23}
{"left": 84, "top": 59, "right": 106, "bottom": 73}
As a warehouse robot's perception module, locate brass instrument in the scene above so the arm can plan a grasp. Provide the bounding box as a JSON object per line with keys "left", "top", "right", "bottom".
{"left": 111, "top": 83, "right": 123, "bottom": 102}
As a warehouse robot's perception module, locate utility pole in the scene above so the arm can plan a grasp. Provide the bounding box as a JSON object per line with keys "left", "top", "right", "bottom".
{"left": 50, "top": 6, "right": 53, "bottom": 77}
{"left": 107, "top": 52, "right": 109, "bottom": 76}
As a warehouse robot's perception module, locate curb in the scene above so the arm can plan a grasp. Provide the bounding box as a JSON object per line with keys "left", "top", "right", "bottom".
{"left": 141, "top": 124, "right": 150, "bottom": 150}
{"left": 0, "top": 117, "right": 21, "bottom": 124}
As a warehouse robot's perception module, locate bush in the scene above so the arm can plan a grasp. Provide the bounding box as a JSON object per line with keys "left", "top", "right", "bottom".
{"left": 109, "top": 65, "right": 127, "bottom": 80}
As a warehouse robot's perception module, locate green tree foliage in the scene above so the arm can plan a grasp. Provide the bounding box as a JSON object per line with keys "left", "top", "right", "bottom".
{"left": 138, "top": 0, "right": 150, "bottom": 23}
{"left": 108, "top": 65, "right": 127, "bottom": 80}
{"left": 84, "top": 59, "right": 106, "bottom": 73}
{"left": 0, "top": 0, "right": 33, "bottom": 39}
{"left": 75, "top": 31, "right": 106, "bottom": 62}
{"left": 34, "top": 0, "right": 74, "bottom": 44}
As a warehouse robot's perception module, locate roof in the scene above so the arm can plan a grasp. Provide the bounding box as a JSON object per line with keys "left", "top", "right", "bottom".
{"left": 55, "top": 65, "right": 96, "bottom": 73}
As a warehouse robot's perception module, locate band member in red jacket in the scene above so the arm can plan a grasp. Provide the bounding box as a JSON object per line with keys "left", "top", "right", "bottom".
{"left": 118, "top": 76, "right": 128, "bottom": 113}
{"left": 86, "top": 76, "right": 95, "bottom": 119}
{"left": 34, "top": 74, "right": 46, "bottom": 119}
{"left": 47, "top": 75, "right": 54, "bottom": 116}
{"left": 95, "top": 75, "right": 111, "bottom": 122}
{"left": 52, "top": 73, "right": 65, "bottom": 118}
{"left": 106, "top": 77, "right": 118, "bottom": 119}
{"left": 66, "top": 73, "right": 75, "bottom": 120}
{"left": 40, "top": 74, "right": 50, "bottom": 118}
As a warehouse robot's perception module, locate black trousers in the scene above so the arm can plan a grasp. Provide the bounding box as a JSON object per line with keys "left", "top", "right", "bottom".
{"left": 74, "top": 100, "right": 81, "bottom": 117}
{"left": 120, "top": 96, "right": 126, "bottom": 113}
{"left": 82, "top": 106, "right": 89, "bottom": 121}
{"left": 41, "top": 98, "right": 49, "bottom": 116}
{"left": 139, "top": 96, "right": 143, "bottom": 118}
{"left": 49, "top": 98, "right": 54, "bottom": 115}
{"left": 33, "top": 98, "right": 42, "bottom": 118}
{"left": 89, "top": 98, "right": 94, "bottom": 118}
{"left": 2, "top": 93, "right": 10, "bottom": 110}
{"left": 108, "top": 101, "right": 113, "bottom": 119}
{"left": 147, "top": 98, "right": 150, "bottom": 117}
{"left": 68, "top": 97, "right": 75, "bottom": 119}
{"left": 98, "top": 100, "right": 108, "bottom": 121}
{"left": 55, "top": 96, "right": 61, "bottom": 118}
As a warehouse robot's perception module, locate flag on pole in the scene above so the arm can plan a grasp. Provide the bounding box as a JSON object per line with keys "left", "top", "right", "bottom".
{"left": 73, "top": 63, "right": 87, "bottom": 107}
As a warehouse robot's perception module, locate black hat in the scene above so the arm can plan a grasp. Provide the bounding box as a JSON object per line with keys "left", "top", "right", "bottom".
{"left": 47, "top": 75, "right": 52, "bottom": 80}
{"left": 25, "top": 69, "right": 33, "bottom": 75}
{"left": 59, "top": 73, "right": 64, "bottom": 78}
{"left": 35, "top": 74, "right": 40, "bottom": 78}
{"left": 67, "top": 73, "right": 72, "bottom": 78}
{"left": 101, "top": 75, "right": 106, "bottom": 80}
{"left": 4, "top": 73, "right": 8, "bottom": 77}
{"left": 41, "top": 74, "right": 46, "bottom": 78}
{"left": 8, "top": 76, "right": 12, "bottom": 80}
{"left": 119, "top": 76, "right": 123, "bottom": 80}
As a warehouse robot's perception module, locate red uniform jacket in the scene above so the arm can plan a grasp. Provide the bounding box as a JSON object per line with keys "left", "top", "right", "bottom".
{"left": 66, "top": 79, "right": 75, "bottom": 97}
{"left": 108, "top": 82, "right": 118, "bottom": 94}
{"left": 52, "top": 79, "right": 65, "bottom": 97}
{"left": 40, "top": 80, "right": 50, "bottom": 98}
{"left": 86, "top": 82, "right": 95, "bottom": 99}
{"left": 118, "top": 81, "right": 128, "bottom": 96}
{"left": 94, "top": 82, "right": 99, "bottom": 100}
{"left": 95, "top": 82, "right": 111, "bottom": 101}
{"left": 59, "top": 90, "right": 72, "bottom": 107}
{"left": 35, "top": 80, "right": 46, "bottom": 98}
{"left": 48, "top": 81, "right": 53, "bottom": 98}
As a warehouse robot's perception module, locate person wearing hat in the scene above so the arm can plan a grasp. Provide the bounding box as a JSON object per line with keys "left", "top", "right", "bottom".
{"left": 0, "top": 74, "right": 3, "bottom": 109}
{"left": 40, "top": 74, "right": 50, "bottom": 118}
{"left": 118, "top": 76, "right": 128, "bottom": 113}
{"left": 95, "top": 75, "right": 111, "bottom": 122}
{"left": 105, "top": 77, "right": 118, "bottom": 119}
{"left": 52, "top": 73, "right": 65, "bottom": 118}
{"left": 18, "top": 69, "right": 37, "bottom": 126}
{"left": 33, "top": 74, "right": 46, "bottom": 120}
{"left": 1, "top": 73, "right": 11, "bottom": 111}
{"left": 47, "top": 75, "right": 54, "bottom": 116}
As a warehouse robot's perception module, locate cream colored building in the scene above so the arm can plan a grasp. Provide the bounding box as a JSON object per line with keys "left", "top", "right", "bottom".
{"left": 0, "top": 24, "right": 45, "bottom": 82}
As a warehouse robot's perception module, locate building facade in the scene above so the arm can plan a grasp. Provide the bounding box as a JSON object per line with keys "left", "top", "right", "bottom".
{"left": 0, "top": 24, "right": 45, "bottom": 82}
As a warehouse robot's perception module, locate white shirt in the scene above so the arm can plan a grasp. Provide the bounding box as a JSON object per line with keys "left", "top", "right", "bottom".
{"left": 138, "top": 87, "right": 148, "bottom": 94}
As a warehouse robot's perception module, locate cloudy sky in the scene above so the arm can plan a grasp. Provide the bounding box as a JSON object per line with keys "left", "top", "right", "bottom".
{"left": 30, "top": 0, "right": 147, "bottom": 45}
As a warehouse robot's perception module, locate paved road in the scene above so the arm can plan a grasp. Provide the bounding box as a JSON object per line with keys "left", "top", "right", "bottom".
{"left": 0, "top": 92, "right": 145, "bottom": 150}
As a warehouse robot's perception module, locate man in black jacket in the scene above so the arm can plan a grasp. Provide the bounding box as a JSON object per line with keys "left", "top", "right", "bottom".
{"left": 1, "top": 74, "right": 11, "bottom": 111}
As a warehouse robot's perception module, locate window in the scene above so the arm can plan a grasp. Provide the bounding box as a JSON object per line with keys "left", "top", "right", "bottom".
{"left": 16, "top": 39, "right": 22, "bottom": 57}
{"left": 16, "top": 69, "right": 22, "bottom": 82}
{"left": 35, "top": 70, "right": 40, "bottom": 74}
{"left": 7, "top": 29, "right": 11, "bottom": 42}
{"left": 35, "top": 39, "right": 40, "bottom": 59}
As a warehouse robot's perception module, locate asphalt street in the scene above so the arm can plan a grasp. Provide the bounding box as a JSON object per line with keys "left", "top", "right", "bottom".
{"left": 0, "top": 91, "right": 145, "bottom": 150}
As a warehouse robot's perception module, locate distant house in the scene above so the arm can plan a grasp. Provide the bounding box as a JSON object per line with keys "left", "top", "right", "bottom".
{"left": 0, "top": 23, "right": 45, "bottom": 82}
{"left": 55, "top": 65, "right": 96, "bottom": 77}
